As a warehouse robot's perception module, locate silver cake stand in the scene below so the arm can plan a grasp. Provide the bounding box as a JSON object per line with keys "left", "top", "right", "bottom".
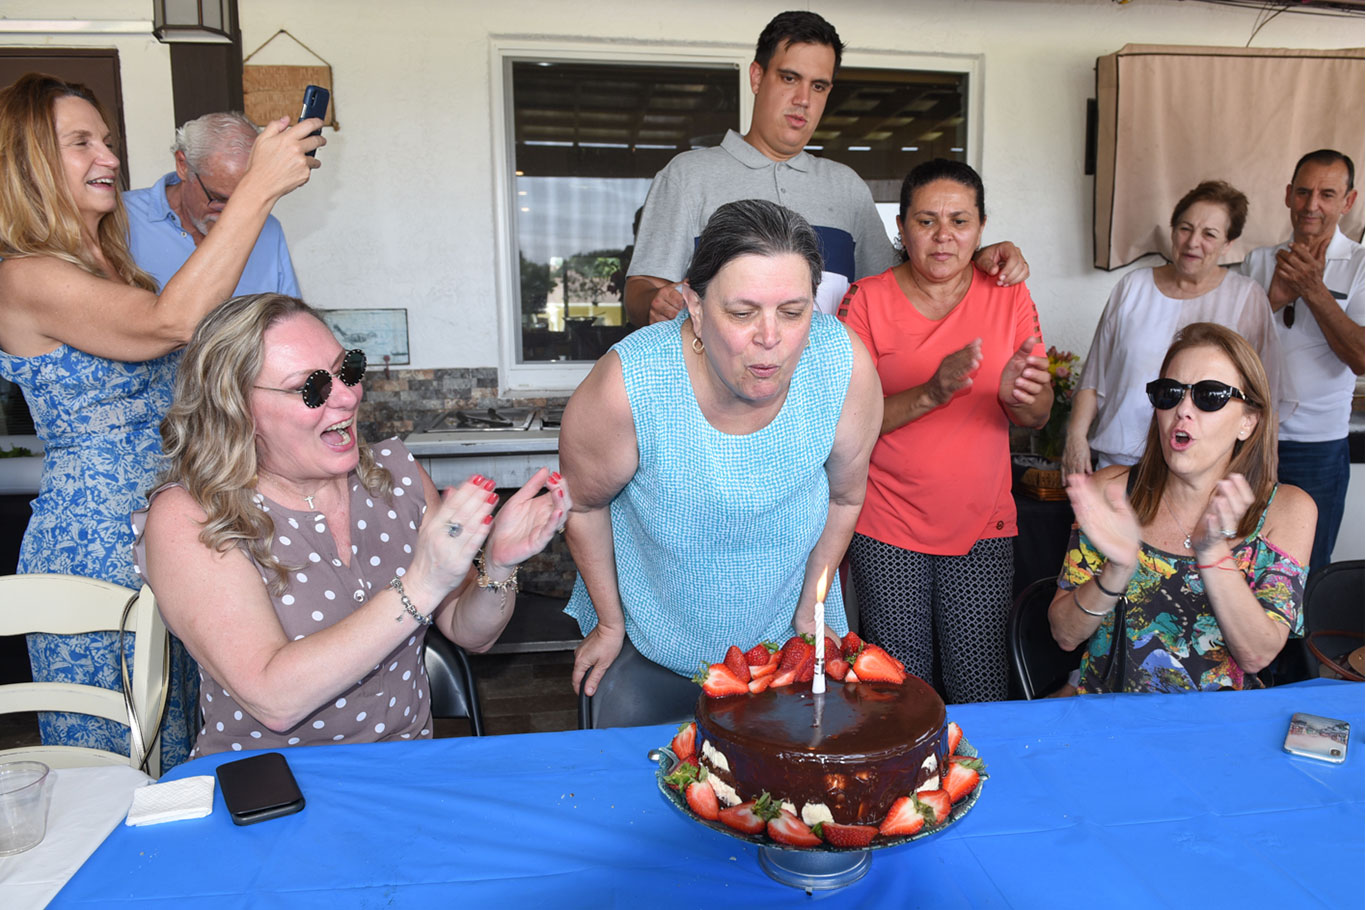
{"left": 651, "top": 738, "right": 985, "bottom": 892}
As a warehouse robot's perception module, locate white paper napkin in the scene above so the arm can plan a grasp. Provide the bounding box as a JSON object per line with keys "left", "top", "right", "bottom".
{"left": 124, "top": 775, "right": 215, "bottom": 826}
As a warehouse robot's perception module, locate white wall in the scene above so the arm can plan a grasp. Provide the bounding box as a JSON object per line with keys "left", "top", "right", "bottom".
{"left": 9, "top": 0, "right": 1359, "bottom": 372}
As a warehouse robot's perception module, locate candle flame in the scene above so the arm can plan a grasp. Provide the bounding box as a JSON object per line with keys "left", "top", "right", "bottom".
{"left": 815, "top": 567, "right": 829, "bottom": 605}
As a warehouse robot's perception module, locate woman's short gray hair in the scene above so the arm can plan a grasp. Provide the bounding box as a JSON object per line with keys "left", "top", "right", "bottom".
{"left": 171, "top": 111, "right": 260, "bottom": 169}
{"left": 685, "top": 199, "right": 823, "bottom": 301}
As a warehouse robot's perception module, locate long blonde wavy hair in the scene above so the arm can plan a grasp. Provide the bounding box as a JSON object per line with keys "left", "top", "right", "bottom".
{"left": 0, "top": 72, "right": 155, "bottom": 290}
{"left": 160, "top": 294, "right": 392, "bottom": 594}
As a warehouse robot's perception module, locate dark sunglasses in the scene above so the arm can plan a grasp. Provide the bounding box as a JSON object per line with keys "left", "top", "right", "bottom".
{"left": 1145, "top": 378, "right": 1251, "bottom": 412}
{"left": 255, "top": 349, "right": 366, "bottom": 408}
{"left": 191, "top": 170, "right": 230, "bottom": 206}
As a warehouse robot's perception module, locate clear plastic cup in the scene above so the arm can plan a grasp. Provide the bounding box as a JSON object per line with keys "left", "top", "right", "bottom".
{"left": 0, "top": 761, "right": 53, "bottom": 855}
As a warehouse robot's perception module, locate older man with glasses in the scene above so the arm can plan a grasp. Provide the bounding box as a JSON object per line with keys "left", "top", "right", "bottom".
{"left": 125, "top": 111, "right": 302, "bottom": 296}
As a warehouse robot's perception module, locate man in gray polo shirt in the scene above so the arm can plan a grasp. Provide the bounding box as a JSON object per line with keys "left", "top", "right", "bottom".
{"left": 625, "top": 10, "right": 1026, "bottom": 326}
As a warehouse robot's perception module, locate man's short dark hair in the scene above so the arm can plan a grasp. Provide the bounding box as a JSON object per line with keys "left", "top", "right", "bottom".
{"left": 755, "top": 11, "right": 844, "bottom": 73}
{"left": 1292, "top": 149, "right": 1355, "bottom": 192}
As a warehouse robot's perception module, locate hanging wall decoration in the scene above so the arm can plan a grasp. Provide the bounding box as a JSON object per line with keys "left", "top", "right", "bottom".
{"left": 241, "top": 29, "right": 338, "bottom": 129}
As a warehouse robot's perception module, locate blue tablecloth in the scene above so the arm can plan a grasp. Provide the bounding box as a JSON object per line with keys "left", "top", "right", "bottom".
{"left": 53, "top": 680, "right": 1363, "bottom": 908}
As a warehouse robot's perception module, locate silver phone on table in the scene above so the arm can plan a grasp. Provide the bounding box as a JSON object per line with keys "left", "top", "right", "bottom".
{"left": 1283, "top": 712, "right": 1349, "bottom": 764}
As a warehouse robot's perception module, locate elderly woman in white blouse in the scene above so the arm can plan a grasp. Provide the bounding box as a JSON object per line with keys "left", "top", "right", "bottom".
{"left": 1064, "top": 180, "right": 1290, "bottom": 477}
{"left": 134, "top": 294, "right": 569, "bottom": 756}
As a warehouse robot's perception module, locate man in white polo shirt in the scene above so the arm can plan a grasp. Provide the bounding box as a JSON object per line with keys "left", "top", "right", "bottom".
{"left": 1241, "top": 149, "right": 1364, "bottom": 570}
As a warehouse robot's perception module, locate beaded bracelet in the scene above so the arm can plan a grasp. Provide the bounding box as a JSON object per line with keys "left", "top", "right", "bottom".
{"left": 476, "top": 550, "right": 519, "bottom": 613}
{"left": 1072, "top": 588, "right": 1113, "bottom": 618}
{"left": 388, "top": 577, "right": 432, "bottom": 625}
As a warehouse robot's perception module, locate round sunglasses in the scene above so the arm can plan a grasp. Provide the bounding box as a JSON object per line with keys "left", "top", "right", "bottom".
{"left": 255, "top": 349, "right": 367, "bottom": 408}
{"left": 1145, "top": 378, "right": 1252, "bottom": 412}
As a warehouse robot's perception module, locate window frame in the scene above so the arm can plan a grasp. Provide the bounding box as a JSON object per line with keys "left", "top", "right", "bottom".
{"left": 488, "top": 38, "right": 982, "bottom": 393}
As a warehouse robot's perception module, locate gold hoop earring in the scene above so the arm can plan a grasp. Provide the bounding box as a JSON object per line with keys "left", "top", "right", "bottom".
{"left": 692, "top": 336, "right": 705, "bottom": 354}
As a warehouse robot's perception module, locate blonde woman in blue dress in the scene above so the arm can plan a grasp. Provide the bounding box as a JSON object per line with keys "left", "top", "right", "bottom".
{"left": 0, "top": 73, "right": 321, "bottom": 768}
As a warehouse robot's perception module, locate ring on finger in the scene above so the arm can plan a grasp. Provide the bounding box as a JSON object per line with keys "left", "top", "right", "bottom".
{"left": 1219, "top": 528, "right": 1238, "bottom": 539}
{"left": 447, "top": 522, "right": 463, "bottom": 538}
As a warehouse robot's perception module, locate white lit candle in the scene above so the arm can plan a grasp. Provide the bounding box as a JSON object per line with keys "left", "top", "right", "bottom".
{"left": 812, "top": 567, "right": 828, "bottom": 695}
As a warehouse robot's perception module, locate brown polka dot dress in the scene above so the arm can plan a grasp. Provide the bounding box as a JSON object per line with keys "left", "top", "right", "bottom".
{"left": 133, "top": 438, "right": 433, "bottom": 757}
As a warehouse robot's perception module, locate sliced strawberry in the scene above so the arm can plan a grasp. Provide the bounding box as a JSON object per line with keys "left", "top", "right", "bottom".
{"left": 826, "top": 657, "right": 849, "bottom": 681}
{"left": 744, "top": 642, "right": 775, "bottom": 666}
{"left": 723, "top": 645, "right": 751, "bottom": 683}
{"left": 692, "top": 663, "right": 748, "bottom": 698}
{"left": 840, "top": 631, "right": 864, "bottom": 660}
{"left": 669, "top": 721, "right": 697, "bottom": 763}
{"left": 748, "top": 675, "right": 772, "bottom": 694}
{"left": 823, "top": 635, "right": 841, "bottom": 663}
{"left": 816, "top": 821, "right": 877, "bottom": 847}
{"left": 851, "top": 644, "right": 906, "bottom": 684}
{"left": 944, "top": 756, "right": 983, "bottom": 803}
{"left": 843, "top": 668, "right": 860, "bottom": 683}
{"left": 750, "top": 657, "right": 779, "bottom": 680}
{"left": 946, "top": 721, "right": 963, "bottom": 755}
{"left": 718, "top": 793, "right": 774, "bottom": 835}
{"left": 878, "top": 796, "right": 926, "bottom": 837}
{"left": 685, "top": 778, "right": 720, "bottom": 820}
{"left": 769, "top": 668, "right": 796, "bottom": 688}
{"left": 916, "top": 789, "right": 951, "bottom": 825}
{"left": 767, "top": 809, "right": 821, "bottom": 847}
{"left": 795, "top": 644, "right": 816, "bottom": 682}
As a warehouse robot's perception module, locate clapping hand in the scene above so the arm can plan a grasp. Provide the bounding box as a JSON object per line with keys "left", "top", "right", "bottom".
{"left": 1190, "top": 473, "right": 1254, "bottom": 559}
{"left": 483, "top": 468, "right": 571, "bottom": 574}
{"left": 999, "top": 335, "right": 1049, "bottom": 407}
{"left": 1065, "top": 472, "right": 1140, "bottom": 571}
{"left": 1273, "top": 236, "right": 1330, "bottom": 302}
{"left": 926, "top": 338, "right": 981, "bottom": 407}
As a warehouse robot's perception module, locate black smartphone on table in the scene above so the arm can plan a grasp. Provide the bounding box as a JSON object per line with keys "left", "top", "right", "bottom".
{"left": 299, "top": 85, "right": 330, "bottom": 157}
{"left": 216, "top": 751, "right": 306, "bottom": 825}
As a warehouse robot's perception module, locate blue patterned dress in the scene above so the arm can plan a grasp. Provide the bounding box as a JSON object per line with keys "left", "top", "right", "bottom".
{"left": 565, "top": 312, "right": 853, "bottom": 676}
{"left": 0, "top": 343, "right": 197, "bottom": 770}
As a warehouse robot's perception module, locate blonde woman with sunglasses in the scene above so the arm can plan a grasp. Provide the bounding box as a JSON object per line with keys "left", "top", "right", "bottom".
{"left": 1048, "top": 323, "right": 1315, "bottom": 694}
{"left": 133, "top": 295, "right": 569, "bottom": 757}
{"left": 0, "top": 73, "right": 321, "bottom": 768}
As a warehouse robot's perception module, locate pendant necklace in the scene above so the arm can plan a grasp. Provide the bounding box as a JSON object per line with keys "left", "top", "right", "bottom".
{"left": 1161, "top": 496, "right": 1196, "bottom": 550}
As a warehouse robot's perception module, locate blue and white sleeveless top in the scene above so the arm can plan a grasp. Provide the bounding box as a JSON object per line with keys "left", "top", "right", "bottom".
{"left": 565, "top": 312, "right": 853, "bottom": 676}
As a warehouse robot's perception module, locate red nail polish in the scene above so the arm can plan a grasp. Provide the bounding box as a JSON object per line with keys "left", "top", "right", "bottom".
{"left": 483, "top": 479, "right": 495, "bottom": 492}
{"left": 550, "top": 471, "right": 561, "bottom": 482}
{"left": 557, "top": 489, "right": 565, "bottom": 498}
{"left": 471, "top": 474, "right": 484, "bottom": 485}
{"left": 487, "top": 493, "right": 498, "bottom": 504}
{"left": 482, "top": 514, "right": 493, "bottom": 525}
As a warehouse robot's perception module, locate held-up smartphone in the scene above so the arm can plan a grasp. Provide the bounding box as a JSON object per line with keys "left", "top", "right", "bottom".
{"left": 299, "top": 85, "right": 330, "bottom": 157}
{"left": 216, "top": 751, "right": 306, "bottom": 825}
{"left": 1283, "top": 712, "right": 1350, "bottom": 764}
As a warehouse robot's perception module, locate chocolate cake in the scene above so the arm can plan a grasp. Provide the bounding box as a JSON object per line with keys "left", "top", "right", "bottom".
{"left": 695, "top": 676, "right": 947, "bottom": 827}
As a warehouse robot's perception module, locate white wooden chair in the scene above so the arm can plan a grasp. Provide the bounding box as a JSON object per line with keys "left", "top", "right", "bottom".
{"left": 0, "top": 575, "right": 169, "bottom": 778}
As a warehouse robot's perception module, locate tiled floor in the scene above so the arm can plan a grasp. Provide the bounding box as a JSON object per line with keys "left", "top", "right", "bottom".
{"left": 0, "top": 647, "right": 582, "bottom": 752}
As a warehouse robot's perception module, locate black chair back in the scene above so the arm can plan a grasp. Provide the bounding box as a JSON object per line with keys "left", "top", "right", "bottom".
{"left": 424, "top": 631, "right": 485, "bottom": 736}
{"left": 1009, "top": 577, "right": 1085, "bottom": 700}
{"left": 1301, "top": 559, "right": 1365, "bottom": 682}
{"left": 578, "top": 637, "right": 699, "bottom": 729}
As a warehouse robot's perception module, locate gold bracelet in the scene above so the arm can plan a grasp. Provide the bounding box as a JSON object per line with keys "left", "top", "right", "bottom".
{"left": 476, "top": 550, "right": 518, "bottom": 612}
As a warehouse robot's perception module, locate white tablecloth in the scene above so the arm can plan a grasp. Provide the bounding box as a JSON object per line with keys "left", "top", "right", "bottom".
{"left": 0, "top": 764, "right": 150, "bottom": 909}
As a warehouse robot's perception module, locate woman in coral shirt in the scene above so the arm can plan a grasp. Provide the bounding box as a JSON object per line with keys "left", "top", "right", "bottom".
{"left": 838, "top": 159, "right": 1051, "bottom": 703}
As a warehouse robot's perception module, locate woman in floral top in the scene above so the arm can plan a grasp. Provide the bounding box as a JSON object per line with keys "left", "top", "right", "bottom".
{"left": 1049, "top": 323, "right": 1315, "bottom": 693}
